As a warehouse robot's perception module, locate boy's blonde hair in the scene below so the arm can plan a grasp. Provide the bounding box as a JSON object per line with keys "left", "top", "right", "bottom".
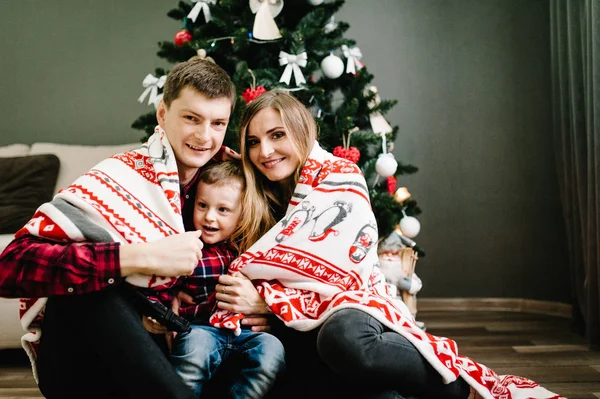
{"left": 237, "top": 90, "right": 318, "bottom": 250}
{"left": 196, "top": 161, "right": 247, "bottom": 252}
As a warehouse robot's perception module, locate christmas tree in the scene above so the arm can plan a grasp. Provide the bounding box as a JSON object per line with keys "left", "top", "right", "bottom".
{"left": 132, "top": 0, "right": 424, "bottom": 254}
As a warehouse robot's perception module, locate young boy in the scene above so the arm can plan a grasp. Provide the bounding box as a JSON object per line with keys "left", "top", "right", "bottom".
{"left": 0, "top": 58, "right": 271, "bottom": 399}
{"left": 151, "top": 161, "right": 285, "bottom": 399}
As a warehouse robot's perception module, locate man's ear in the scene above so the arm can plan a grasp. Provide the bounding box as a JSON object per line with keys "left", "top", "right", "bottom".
{"left": 156, "top": 99, "right": 167, "bottom": 128}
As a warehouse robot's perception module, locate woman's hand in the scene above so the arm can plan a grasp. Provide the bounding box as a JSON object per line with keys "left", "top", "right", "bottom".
{"left": 215, "top": 272, "right": 273, "bottom": 332}
{"left": 240, "top": 314, "right": 274, "bottom": 333}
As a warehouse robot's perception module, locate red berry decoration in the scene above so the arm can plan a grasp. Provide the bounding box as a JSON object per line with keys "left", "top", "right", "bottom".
{"left": 386, "top": 176, "right": 396, "bottom": 195}
{"left": 242, "top": 86, "right": 267, "bottom": 104}
{"left": 174, "top": 29, "right": 192, "bottom": 46}
{"left": 346, "top": 147, "right": 360, "bottom": 163}
{"left": 333, "top": 146, "right": 361, "bottom": 163}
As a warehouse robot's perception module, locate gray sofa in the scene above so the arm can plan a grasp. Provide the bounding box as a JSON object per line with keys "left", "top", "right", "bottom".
{"left": 0, "top": 141, "right": 138, "bottom": 348}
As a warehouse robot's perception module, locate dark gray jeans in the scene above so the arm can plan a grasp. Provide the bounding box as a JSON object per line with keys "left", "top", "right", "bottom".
{"left": 316, "top": 308, "right": 471, "bottom": 399}
{"left": 37, "top": 287, "right": 196, "bottom": 399}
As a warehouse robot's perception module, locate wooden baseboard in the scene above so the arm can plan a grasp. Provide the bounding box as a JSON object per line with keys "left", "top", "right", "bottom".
{"left": 417, "top": 297, "right": 572, "bottom": 318}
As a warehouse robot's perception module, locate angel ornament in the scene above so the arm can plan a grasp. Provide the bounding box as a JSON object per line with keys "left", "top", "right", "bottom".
{"left": 365, "top": 85, "right": 393, "bottom": 136}
{"left": 249, "top": 0, "right": 283, "bottom": 40}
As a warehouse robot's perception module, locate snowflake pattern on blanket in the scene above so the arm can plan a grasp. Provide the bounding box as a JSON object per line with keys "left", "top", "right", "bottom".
{"left": 210, "top": 142, "right": 564, "bottom": 399}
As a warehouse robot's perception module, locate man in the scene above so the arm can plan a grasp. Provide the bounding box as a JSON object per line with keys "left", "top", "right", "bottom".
{"left": 0, "top": 58, "right": 268, "bottom": 399}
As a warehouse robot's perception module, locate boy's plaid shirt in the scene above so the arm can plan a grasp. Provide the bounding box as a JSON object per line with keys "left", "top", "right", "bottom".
{"left": 150, "top": 242, "right": 236, "bottom": 322}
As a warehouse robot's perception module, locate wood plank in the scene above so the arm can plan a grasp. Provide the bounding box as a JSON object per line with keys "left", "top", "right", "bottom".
{"left": 419, "top": 298, "right": 572, "bottom": 317}
{"left": 0, "top": 308, "right": 594, "bottom": 398}
{"left": 513, "top": 344, "right": 590, "bottom": 353}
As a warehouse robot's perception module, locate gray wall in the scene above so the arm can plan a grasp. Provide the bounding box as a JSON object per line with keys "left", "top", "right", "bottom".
{"left": 0, "top": 0, "right": 570, "bottom": 302}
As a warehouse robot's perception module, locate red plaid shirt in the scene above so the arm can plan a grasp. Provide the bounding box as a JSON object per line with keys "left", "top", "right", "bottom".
{"left": 153, "top": 242, "right": 236, "bottom": 322}
{"left": 0, "top": 170, "right": 201, "bottom": 299}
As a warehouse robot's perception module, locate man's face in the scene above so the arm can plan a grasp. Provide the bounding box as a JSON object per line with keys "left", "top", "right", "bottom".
{"left": 157, "top": 87, "right": 232, "bottom": 185}
{"left": 193, "top": 180, "right": 243, "bottom": 245}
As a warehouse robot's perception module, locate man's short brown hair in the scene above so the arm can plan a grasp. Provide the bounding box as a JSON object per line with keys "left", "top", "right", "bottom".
{"left": 162, "top": 58, "right": 236, "bottom": 110}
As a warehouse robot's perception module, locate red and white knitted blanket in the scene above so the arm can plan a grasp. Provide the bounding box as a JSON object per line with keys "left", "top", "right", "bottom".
{"left": 210, "top": 142, "right": 564, "bottom": 399}
{"left": 16, "top": 126, "right": 223, "bottom": 382}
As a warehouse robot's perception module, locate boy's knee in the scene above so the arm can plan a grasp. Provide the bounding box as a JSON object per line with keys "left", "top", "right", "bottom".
{"left": 258, "top": 334, "right": 286, "bottom": 374}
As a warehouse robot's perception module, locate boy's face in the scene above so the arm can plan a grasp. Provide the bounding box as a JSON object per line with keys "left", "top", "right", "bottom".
{"left": 157, "top": 87, "right": 232, "bottom": 185}
{"left": 193, "top": 180, "right": 243, "bottom": 245}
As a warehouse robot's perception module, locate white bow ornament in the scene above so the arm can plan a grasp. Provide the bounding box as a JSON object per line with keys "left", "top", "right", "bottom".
{"left": 188, "top": 0, "right": 217, "bottom": 23}
{"left": 278, "top": 51, "right": 307, "bottom": 86}
{"left": 138, "top": 74, "right": 167, "bottom": 106}
{"left": 341, "top": 44, "right": 363, "bottom": 75}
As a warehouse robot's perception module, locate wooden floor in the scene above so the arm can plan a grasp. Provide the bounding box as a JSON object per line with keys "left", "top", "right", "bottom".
{"left": 0, "top": 309, "right": 598, "bottom": 398}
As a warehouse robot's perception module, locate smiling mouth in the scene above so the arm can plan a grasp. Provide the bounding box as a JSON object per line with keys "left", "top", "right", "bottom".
{"left": 263, "top": 158, "right": 284, "bottom": 169}
{"left": 202, "top": 226, "right": 218, "bottom": 232}
{"left": 187, "top": 144, "right": 210, "bottom": 151}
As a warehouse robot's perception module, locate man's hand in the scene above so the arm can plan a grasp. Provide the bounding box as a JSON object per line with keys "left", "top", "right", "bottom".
{"left": 164, "top": 291, "right": 196, "bottom": 352}
{"left": 120, "top": 231, "right": 204, "bottom": 277}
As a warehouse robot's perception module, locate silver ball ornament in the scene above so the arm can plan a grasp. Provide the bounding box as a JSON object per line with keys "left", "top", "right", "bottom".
{"left": 375, "top": 153, "right": 398, "bottom": 177}
{"left": 320, "top": 54, "right": 344, "bottom": 79}
{"left": 399, "top": 216, "right": 421, "bottom": 238}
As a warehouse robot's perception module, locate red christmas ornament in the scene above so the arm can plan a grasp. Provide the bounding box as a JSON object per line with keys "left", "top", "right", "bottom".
{"left": 242, "top": 86, "right": 267, "bottom": 104}
{"left": 333, "top": 146, "right": 361, "bottom": 163}
{"left": 174, "top": 29, "right": 192, "bottom": 46}
{"left": 386, "top": 176, "right": 397, "bottom": 195}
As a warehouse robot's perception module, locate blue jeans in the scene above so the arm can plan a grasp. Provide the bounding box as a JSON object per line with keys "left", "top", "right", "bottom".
{"left": 317, "top": 308, "right": 470, "bottom": 399}
{"left": 170, "top": 325, "right": 285, "bottom": 399}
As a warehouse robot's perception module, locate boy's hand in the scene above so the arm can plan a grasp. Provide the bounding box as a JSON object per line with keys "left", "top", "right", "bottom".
{"left": 142, "top": 316, "right": 168, "bottom": 335}
{"left": 214, "top": 146, "right": 241, "bottom": 161}
{"left": 120, "top": 231, "right": 204, "bottom": 277}
{"left": 170, "top": 291, "right": 196, "bottom": 316}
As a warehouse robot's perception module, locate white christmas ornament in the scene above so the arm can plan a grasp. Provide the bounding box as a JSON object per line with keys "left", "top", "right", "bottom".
{"left": 341, "top": 44, "right": 363, "bottom": 74}
{"left": 320, "top": 53, "right": 344, "bottom": 79}
{"left": 323, "top": 16, "right": 337, "bottom": 33}
{"left": 375, "top": 153, "right": 398, "bottom": 177}
{"left": 249, "top": 0, "right": 283, "bottom": 40}
{"left": 138, "top": 73, "right": 166, "bottom": 106}
{"left": 152, "top": 93, "right": 163, "bottom": 109}
{"left": 366, "top": 86, "right": 393, "bottom": 136}
{"left": 188, "top": 0, "right": 217, "bottom": 23}
{"left": 279, "top": 51, "right": 307, "bottom": 86}
{"left": 308, "top": 0, "right": 324, "bottom": 5}
{"left": 399, "top": 216, "right": 421, "bottom": 238}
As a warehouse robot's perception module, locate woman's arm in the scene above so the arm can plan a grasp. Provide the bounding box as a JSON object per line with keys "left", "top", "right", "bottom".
{"left": 215, "top": 272, "right": 273, "bottom": 332}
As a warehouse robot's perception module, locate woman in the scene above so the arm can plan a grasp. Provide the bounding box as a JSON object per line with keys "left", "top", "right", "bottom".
{"left": 212, "top": 90, "right": 564, "bottom": 399}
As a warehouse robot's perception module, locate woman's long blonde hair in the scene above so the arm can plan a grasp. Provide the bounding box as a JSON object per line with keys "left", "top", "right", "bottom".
{"left": 236, "top": 90, "right": 318, "bottom": 252}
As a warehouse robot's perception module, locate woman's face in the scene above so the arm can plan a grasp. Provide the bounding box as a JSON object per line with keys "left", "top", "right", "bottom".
{"left": 246, "top": 107, "right": 301, "bottom": 184}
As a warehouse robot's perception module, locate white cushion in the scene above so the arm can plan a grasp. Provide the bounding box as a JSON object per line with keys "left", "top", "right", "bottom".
{"left": 0, "top": 298, "right": 22, "bottom": 348}
{"left": 0, "top": 233, "right": 16, "bottom": 253}
{"left": 30, "top": 142, "right": 140, "bottom": 195}
{"left": 0, "top": 144, "right": 30, "bottom": 157}
{"left": 0, "top": 234, "right": 22, "bottom": 349}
